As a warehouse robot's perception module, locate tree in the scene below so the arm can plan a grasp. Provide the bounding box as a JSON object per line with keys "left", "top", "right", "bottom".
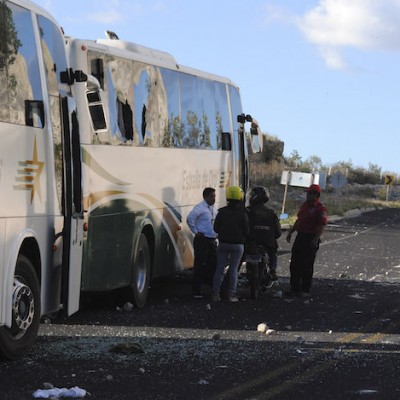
{"left": 286, "top": 150, "right": 302, "bottom": 169}
{"left": 0, "top": 0, "right": 21, "bottom": 70}
{"left": 304, "top": 155, "right": 323, "bottom": 172}
{"left": 331, "top": 160, "right": 354, "bottom": 176}
{"left": 0, "top": 0, "right": 22, "bottom": 100}
{"left": 368, "top": 163, "right": 381, "bottom": 176}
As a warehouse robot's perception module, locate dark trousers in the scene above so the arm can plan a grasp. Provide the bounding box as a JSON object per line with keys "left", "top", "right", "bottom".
{"left": 289, "top": 232, "right": 319, "bottom": 293}
{"left": 265, "top": 248, "right": 278, "bottom": 272}
{"left": 192, "top": 236, "right": 217, "bottom": 294}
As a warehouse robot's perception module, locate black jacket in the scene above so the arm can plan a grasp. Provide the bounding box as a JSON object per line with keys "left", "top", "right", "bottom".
{"left": 246, "top": 203, "right": 281, "bottom": 249}
{"left": 214, "top": 202, "right": 249, "bottom": 244}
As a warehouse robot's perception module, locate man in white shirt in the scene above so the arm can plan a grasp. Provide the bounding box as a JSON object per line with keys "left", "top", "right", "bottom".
{"left": 187, "top": 187, "right": 217, "bottom": 298}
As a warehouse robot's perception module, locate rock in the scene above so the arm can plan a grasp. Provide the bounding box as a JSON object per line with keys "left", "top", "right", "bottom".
{"left": 212, "top": 332, "right": 221, "bottom": 340}
{"left": 257, "top": 323, "right": 268, "bottom": 332}
{"left": 43, "top": 382, "right": 54, "bottom": 389}
{"left": 123, "top": 302, "right": 134, "bottom": 311}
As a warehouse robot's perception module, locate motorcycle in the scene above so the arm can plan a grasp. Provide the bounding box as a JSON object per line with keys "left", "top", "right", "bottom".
{"left": 245, "top": 245, "right": 274, "bottom": 299}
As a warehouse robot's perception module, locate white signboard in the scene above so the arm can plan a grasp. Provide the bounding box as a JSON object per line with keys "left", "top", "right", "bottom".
{"left": 280, "top": 171, "right": 319, "bottom": 188}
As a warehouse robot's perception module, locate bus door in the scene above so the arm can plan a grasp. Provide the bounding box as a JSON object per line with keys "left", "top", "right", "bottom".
{"left": 60, "top": 96, "right": 83, "bottom": 316}
{"left": 36, "top": 15, "right": 85, "bottom": 315}
{"left": 229, "top": 87, "right": 249, "bottom": 193}
{"left": 229, "top": 86, "right": 263, "bottom": 194}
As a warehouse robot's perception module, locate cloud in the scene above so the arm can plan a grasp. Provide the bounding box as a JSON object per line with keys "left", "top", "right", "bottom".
{"left": 297, "top": 0, "right": 400, "bottom": 69}
{"left": 262, "top": 4, "right": 292, "bottom": 25}
{"left": 87, "top": 1, "right": 165, "bottom": 24}
{"left": 318, "top": 47, "right": 347, "bottom": 70}
{"left": 89, "top": 9, "right": 125, "bottom": 24}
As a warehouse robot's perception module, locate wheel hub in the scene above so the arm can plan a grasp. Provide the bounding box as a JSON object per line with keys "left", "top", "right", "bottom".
{"left": 12, "top": 279, "right": 35, "bottom": 331}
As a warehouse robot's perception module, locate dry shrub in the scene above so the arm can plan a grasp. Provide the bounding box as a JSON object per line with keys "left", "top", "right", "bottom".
{"left": 248, "top": 159, "right": 399, "bottom": 218}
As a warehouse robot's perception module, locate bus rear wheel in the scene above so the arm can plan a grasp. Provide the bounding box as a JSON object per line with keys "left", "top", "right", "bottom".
{"left": 130, "top": 234, "right": 151, "bottom": 308}
{"left": 0, "top": 255, "right": 40, "bottom": 360}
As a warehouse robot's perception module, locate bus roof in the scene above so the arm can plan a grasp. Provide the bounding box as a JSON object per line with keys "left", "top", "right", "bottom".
{"left": 21, "top": 0, "right": 62, "bottom": 27}
{"left": 66, "top": 36, "right": 239, "bottom": 89}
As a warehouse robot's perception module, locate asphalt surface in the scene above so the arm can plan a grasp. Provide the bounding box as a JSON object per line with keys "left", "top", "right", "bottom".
{"left": 1, "top": 207, "right": 400, "bottom": 399}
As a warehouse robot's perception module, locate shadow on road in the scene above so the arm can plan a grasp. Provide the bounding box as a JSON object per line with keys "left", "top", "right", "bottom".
{"left": 59, "top": 272, "right": 400, "bottom": 338}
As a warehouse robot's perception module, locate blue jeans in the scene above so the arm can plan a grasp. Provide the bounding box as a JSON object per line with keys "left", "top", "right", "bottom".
{"left": 213, "top": 242, "right": 244, "bottom": 296}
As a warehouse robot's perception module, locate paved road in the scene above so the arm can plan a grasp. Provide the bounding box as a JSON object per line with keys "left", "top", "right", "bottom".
{"left": 2, "top": 208, "right": 400, "bottom": 399}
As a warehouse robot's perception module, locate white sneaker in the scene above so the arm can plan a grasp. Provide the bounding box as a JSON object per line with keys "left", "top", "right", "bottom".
{"left": 228, "top": 295, "right": 239, "bottom": 303}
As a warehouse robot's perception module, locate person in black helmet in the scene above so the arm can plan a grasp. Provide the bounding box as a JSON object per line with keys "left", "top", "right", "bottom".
{"left": 246, "top": 186, "right": 281, "bottom": 281}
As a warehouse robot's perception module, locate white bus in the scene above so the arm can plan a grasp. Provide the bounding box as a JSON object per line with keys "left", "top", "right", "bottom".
{"left": 66, "top": 33, "right": 262, "bottom": 307}
{"left": 0, "top": 0, "right": 86, "bottom": 359}
{"left": 0, "top": 0, "right": 261, "bottom": 359}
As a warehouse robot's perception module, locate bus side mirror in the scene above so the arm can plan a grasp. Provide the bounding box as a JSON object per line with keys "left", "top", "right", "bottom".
{"left": 86, "top": 74, "right": 102, "bottom": 91}
{"left": 248, "top": 120, "right": 263, "bottom": 154}
{"left": 86, "top": 74, "right": 107, "bottom": 132}
{"left": 60, "top": 68, "right": 88, "bottom": 84}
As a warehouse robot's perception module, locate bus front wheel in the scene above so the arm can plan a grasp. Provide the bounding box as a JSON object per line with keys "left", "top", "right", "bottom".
{"left": 0, "top": 255, "right": 41, "bottom": 360}
{"left": 131, "top": 234, "right": 151, "bottom": 308}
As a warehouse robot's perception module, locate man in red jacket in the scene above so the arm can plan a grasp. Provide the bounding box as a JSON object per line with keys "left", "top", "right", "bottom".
{"left": 286, "top": 184, "right": 328, "bottom": 297}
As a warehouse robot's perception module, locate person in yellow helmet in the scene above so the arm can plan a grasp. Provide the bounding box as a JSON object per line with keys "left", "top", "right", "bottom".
{"left": 212, "top": 186, "right": 249, "bottom": 302}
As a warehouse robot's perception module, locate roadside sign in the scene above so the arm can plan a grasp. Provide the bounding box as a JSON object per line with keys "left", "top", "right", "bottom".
{"left": 330, "top": 172, "right": 347, "bottom": 189}
{"left": 385, "top": 175, "right": 394, "bottom": 186}
{"left": 280, "top": 171, "right": 319, "bottom": 188}
{"left": 280, "top": 171, "right": 320, "bottom": 219}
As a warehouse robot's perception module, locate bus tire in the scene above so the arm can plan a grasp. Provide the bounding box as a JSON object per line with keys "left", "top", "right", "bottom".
{"left": 131, "top": 234, "right": 151, "bottom": 308}
{"left": 0, "top": 255, "right": 41, "bottom": 360}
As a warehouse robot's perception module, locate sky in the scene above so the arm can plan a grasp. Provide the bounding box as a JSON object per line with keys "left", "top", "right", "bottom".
{"left": 33, "top": 0, "right": 400, "bottom": 174}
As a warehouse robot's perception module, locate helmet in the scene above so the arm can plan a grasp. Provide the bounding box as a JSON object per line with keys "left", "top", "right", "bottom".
{"left": 249, "top": 186, "right": 269, "bottom": 205}
{"left": 226, "top": 186, "right": 244, "bottom": 201}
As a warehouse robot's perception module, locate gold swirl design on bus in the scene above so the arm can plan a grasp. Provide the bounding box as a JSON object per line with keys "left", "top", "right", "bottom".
{"left": 139, "top": 193, "right": 193, "bottom": 269}
{"left": 14, "top": 135, "right": 44, "bottom": 203}
{"left": 81, "top": 147, "right": 131, "bottom": 186}
{"left": 83, "top": 190, "right": 125, "bottom": 210}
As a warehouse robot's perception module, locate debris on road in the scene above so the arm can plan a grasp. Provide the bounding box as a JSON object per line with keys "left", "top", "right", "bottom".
{"left": 257, "top": 323, "right": 268, "bottom": 332}
{"left": 32, "top": 386, "right": 87, "bottom": 398}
